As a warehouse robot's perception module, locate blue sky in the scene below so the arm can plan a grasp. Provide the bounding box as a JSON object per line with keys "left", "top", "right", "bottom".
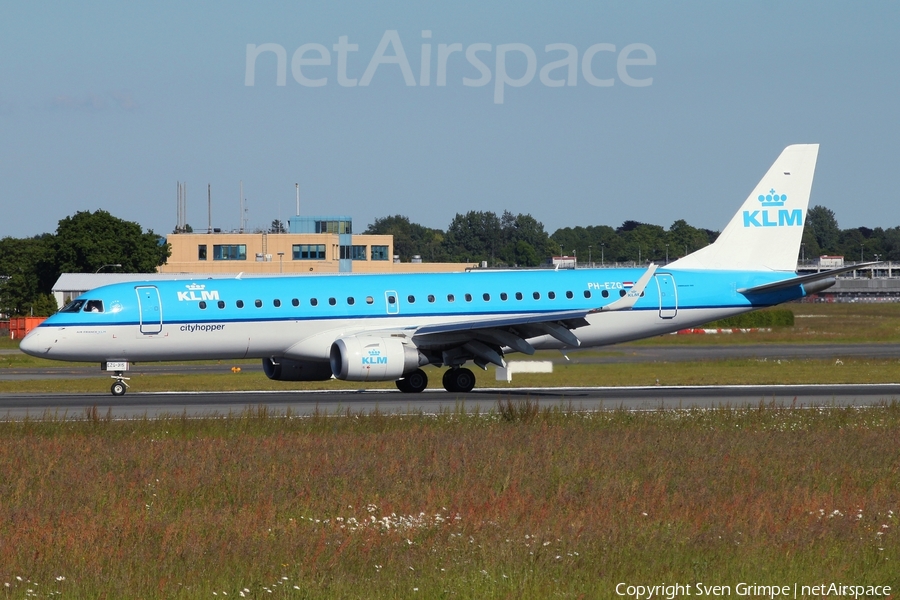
{"left": 1, "top": 2, "right": 898, "bottom": 239}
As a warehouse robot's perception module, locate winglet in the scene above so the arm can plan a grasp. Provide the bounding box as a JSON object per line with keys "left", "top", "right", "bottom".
{"left": 594, "top": 264, "right": 658, "bottom": 312}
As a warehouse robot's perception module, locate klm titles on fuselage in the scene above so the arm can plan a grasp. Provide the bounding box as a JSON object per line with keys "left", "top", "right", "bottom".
{"left": 177, "top": 284, "right": 220, "bottom": 302}
{"left": 742, "top": 190, "right": 802, "bottom": 228}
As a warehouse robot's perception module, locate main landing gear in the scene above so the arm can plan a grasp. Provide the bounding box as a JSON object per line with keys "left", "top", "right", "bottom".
{"left": 395, "top": 367, "right": 477, "bottom": 394}
{"left": 110, "top": 372, "right": 130, "bottom": 396}
{"left": 442, "top": 367, "right": 476, "bottom": 393}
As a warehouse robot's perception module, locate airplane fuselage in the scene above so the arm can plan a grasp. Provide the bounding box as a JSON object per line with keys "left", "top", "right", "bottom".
{"left": 21, "top": 266, "right": 800, "bottom": 364}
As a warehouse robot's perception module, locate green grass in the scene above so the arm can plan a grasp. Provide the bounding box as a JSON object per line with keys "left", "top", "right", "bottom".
{"left": 0, "top": 405, "right": 898, "bottom": 598}
{"left": 2, "top": 357, "right": 899, "bottom": 395}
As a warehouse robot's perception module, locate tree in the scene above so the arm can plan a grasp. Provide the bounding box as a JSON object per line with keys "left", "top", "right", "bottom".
{"left": 805, "top": 205, "right": 840, "bottom": 254}
{"left": 442, "top": 211, "right": 503, "bottom": 264}
{"left": 53, "top": 210, "right": 170, "bottom": 274}
{"left": 0, "top": 234, "right": 57, "bottom": 316}
{"left": 365, "top": 215, "right": 447, "bottom": 262}
{"left": 270, "top": 219, "right": 286, "bottom": 234}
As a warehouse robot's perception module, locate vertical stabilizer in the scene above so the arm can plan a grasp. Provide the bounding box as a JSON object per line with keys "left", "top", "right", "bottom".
{"left": 668, "top": 144, "right": 819, "bottom": 272}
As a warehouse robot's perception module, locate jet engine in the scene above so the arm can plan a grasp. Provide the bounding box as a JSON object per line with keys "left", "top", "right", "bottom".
{"left": 262, "top": 357, "right": 334, "bottom": 381}
{"left": 330, "top": 336, "right": 424, "bottom": 381}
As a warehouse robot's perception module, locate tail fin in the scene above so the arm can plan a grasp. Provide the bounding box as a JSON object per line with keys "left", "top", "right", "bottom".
{"left": 668, "top": 144, "right": 819, "bottom": 272}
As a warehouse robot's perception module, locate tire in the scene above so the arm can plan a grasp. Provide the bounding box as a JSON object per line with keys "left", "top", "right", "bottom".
{"left": 111, "top": 381, "right": 127, "bottom": 396}
{"left": 442, "top": 369, "right": 459, "bottom": 393}
{"left": 443, "top": 368, "right": 475, "bottom": 393}
{"left": 397, "top": 369, "right": 428, "bottom": 393}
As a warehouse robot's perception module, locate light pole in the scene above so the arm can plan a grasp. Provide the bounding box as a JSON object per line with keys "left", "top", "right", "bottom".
{"left": 95, "top": 264, "right": 121, "bottom": 273}
{"left": 600, "top": 243, "right": 605, "bottom": 267}
{"left": 665, "top": 244, "right": 669, "bottom": 264}
{"left": 860, "top": 243, "right": 864, "bottom": 263}
{"left": 588, "top": 245, "right": 592, "bottom": 268}
{"left": 801, "top": 243, "right": 805, "bottom": 264}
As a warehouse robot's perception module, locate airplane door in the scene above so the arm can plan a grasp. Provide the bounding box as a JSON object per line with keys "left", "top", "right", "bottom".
{"left": 655, "top": 274, "right": 677, "bottom": 319}
{"left": 385, "top": 290, "right": 400, "bottom": 315}
{"left": 136, "top": 286, "right": 163, "bottom": 334}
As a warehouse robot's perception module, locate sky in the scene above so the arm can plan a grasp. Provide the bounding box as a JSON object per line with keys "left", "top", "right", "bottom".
{"left": 1, "top": 2, "right": 899, "bottom": 240}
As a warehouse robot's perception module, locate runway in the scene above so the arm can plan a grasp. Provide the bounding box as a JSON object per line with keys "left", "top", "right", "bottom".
{"left": 1, "top": 384, "right": 899, "bottom": 420}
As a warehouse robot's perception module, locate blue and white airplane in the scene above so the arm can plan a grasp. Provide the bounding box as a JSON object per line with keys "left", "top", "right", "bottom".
{"left": 21, "top": 144, "right": 856, "bottom": 396}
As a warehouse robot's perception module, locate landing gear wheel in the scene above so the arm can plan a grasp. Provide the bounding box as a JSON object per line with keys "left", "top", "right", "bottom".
{"left": 396, "top": 369, "right": 428, "bottom": 393}
{"left": 443, "top": 367, "right": 476, "bottom": 393}
{"left": 110, "top": 372, "right": 130, "bottom": 396}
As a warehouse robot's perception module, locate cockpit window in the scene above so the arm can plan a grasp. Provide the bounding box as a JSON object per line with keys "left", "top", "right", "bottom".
{"left": 60, "top": 300, "right": 86, "bottom": 313}
{"left": 85, "top": 300, "right": 104, "bottom": 313}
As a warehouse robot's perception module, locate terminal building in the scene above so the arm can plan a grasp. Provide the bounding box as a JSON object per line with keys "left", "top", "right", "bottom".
{"left": 162, "top": 215, "right": 474, "bottom": 276}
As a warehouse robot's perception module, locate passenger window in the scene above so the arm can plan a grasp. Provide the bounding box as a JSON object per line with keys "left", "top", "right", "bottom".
{"left": 255, "top": 299, "right": 262, "bottom": 308}
{"left": 619, "top": 290, "right": 627, "bottom": 297}
{"left": 548, "top": 291, "right": 556, "bottom": 300}
{"left": 347, "top": 297, "right": 355, "bottom": 305}
{"left": 236, "top": 300, "right": 244, "bottom": 309}
{"left": 500, "top": 292, "right": 508, "bottom": 301}
{"left": 465, "top": 293, "right": 472, "bottom": 302}
{"left": 602, "top": 290, "right": 609, "bottom": 298}
{"left": 218, "top": 300, "right": 226, "bottom": 309}
{"left": 85, "top": 300, "right": 104, "bottom": 313}
{"left": 329, "top": 298, "right": 336, "bottom": 306}
{"left": 199, "top": 301, "right": 207, "bottom": 310}
{"left": 310, "top": 298, "right": 318, "bottom": 306}
{"left": 584, "top": 290, "right": 592, "bottom": 299}
{"left": 533, "top": 292, "right": 540, "bottom": 300}
{"left": 515, "top": 292, "right": 523, "bottom": 300}
{"left": 388, "top": 295, "right": 396, "bottom": 304}
{"left": 366, "top": 296, "right": 374, "bottom": 304}
{"left": 292, "top": 298, "right": 299, "bottom": 307}
{"left": 273, "top": 299, "right": 281, "bottom": 308}
{"left": 566, "top": 291, "right": 574, "bottom": 299}
{"left": 408, "top": 295, "right": 416, "bottom": 303}
{"left": 447, "top": 294, "right": 455, "bottom": 302}
{"left": 483, "top": 293, "right": 491, "bottom": 301}
{"left": 427, "top": 295, "right": 435, "bottom": 303}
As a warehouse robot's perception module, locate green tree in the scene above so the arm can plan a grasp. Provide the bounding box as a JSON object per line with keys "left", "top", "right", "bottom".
{"left": 365, "top": 215, "right": 447, "bottom": 262}
{"left": 0, "top": 234, "right": 57, "bottom": 316}
{"left": 805, "top": 205, "right": 840, "bottom": 254}
{"left": 269, "top": 219, "right": 286, "bottom": 234}
{"left": 53, "top": 210, "right": 170, "bottom": 274}
{"left": 442, "top": 211, "right": 502, "bottom": 265}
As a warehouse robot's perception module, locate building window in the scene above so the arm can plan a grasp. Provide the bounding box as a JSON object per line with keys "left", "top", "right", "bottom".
{"left": 371, "top": 245, "right": 389, "bottom": 261}
{"left": 198, "top": 245, "right": 207, "bottom": 260}
{"left": 339, "top": 245, "right": 367, "bottom": 260}
{"left": 315, "top": 220, "right": 351, "bottom": 234}
{"left": 213, "top": 244, "right": 247, "bottom": 260}
{"left": 293, "top": 244, "right": 326, "bottom": 260}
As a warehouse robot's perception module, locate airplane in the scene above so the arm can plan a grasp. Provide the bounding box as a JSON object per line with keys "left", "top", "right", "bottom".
{"left": 20, "top": 144, "right": 860, "bottom": 396}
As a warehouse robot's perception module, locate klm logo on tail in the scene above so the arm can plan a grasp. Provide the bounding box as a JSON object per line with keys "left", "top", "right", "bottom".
{"left": 742, "top": 189, "right": 802, "bottom": 228}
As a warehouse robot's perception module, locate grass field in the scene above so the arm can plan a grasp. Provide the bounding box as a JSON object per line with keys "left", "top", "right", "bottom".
{"left": 1, "top": 302, "right": 899, "bottom": 598}
{"left": 1, "top": 405, "right": 899, "bottom": 599}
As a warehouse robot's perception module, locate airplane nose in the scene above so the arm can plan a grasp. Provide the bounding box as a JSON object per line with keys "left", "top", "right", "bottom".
{"left": 19, "top": 329, "right": 48, "bottom": 357}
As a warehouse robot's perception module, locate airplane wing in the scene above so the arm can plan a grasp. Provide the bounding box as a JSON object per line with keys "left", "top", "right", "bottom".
{"left": 737, "top": 263, "right": 878, "bottom": 294}
{"left": 369, "top": 264, "right": 659, "bottom": 369}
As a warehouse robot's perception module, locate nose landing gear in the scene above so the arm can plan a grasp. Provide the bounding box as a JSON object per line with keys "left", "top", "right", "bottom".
{"left": 110, "top": 373, "right": 130, "bottom": 396}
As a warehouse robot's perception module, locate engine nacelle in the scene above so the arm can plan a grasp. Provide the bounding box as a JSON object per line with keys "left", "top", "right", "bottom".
{"left": 330, "top": 336, "right": 422, "bottom": 381}
{"left": 262, "top": 357, "right": 333, "bottom": 381}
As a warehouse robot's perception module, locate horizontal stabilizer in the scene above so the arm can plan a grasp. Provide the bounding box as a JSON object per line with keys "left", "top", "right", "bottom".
{"left": 737, "top": 263, "right": 879, "bottom": 294}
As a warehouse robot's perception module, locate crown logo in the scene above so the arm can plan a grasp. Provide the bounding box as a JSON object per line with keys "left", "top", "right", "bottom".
{"left": 185, "top": 283, "right": 206, "bottom": 291}
{"left": 758, "top": 189, "right": 787, "bottom": 207}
